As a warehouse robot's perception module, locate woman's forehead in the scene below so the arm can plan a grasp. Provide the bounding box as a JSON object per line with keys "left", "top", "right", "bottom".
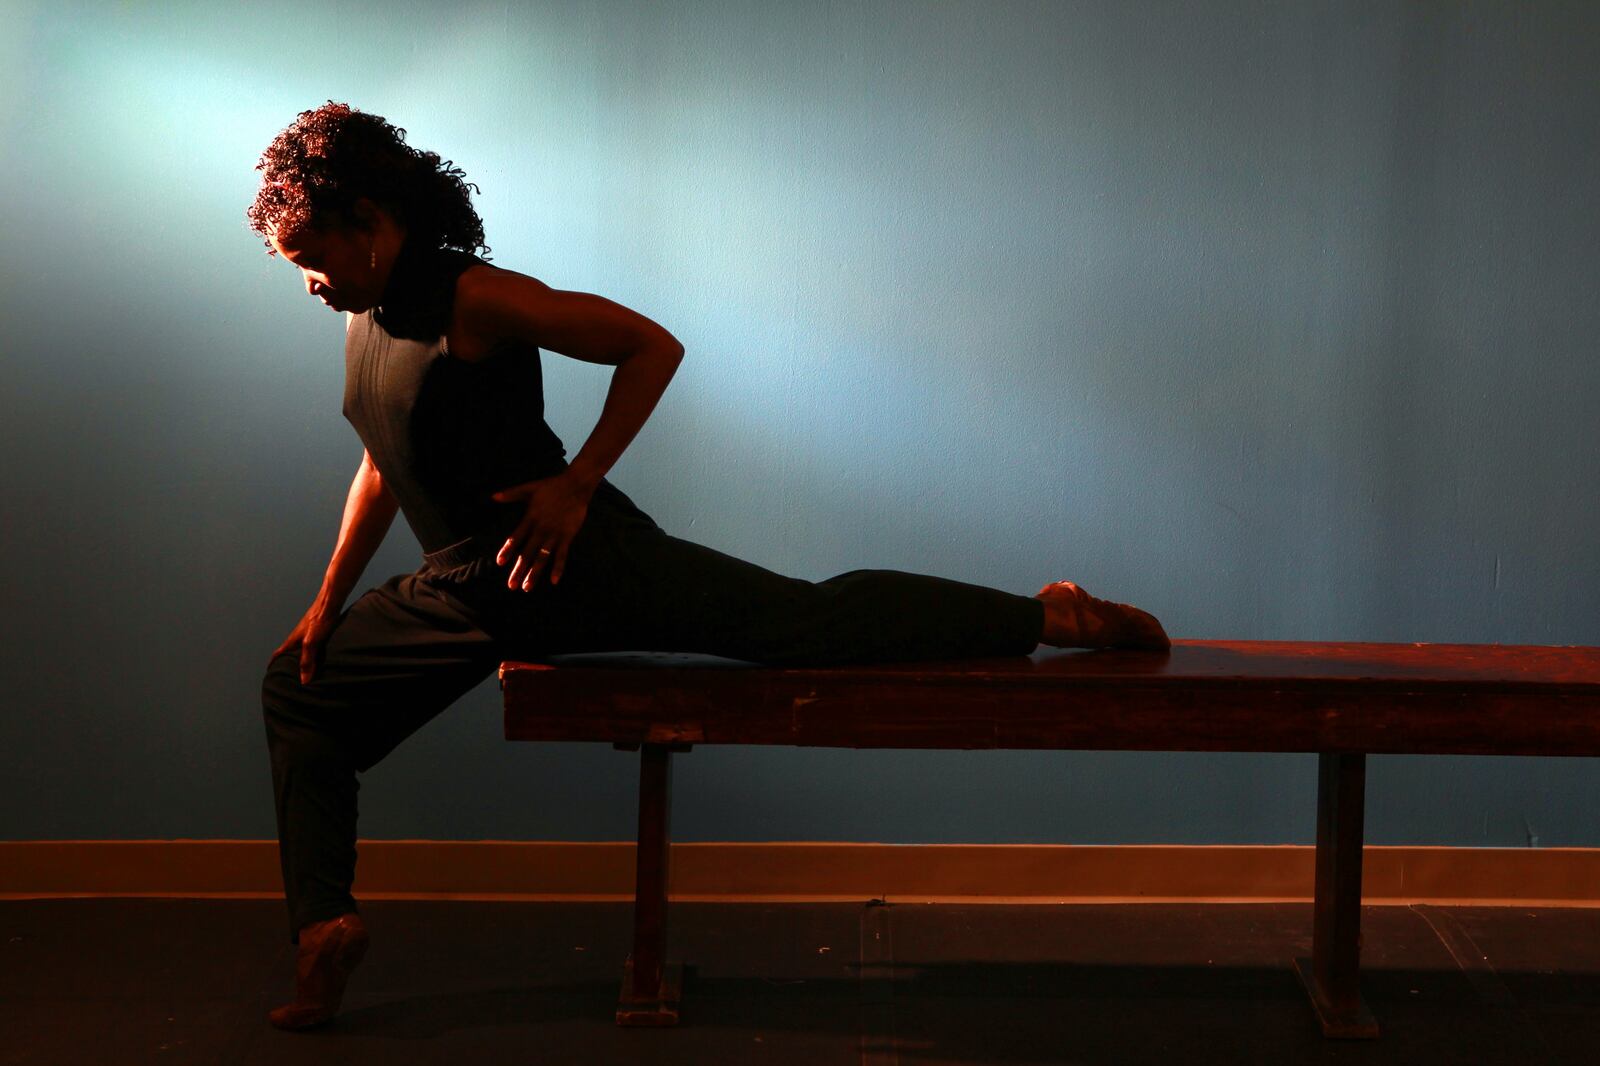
{"left": 270, "top": 225, "right": 326, "bottom": 260}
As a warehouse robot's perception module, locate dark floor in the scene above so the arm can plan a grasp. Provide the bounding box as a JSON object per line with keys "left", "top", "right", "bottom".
{"left": 3, "top": 899, "right": 1598, "bottom": 1065}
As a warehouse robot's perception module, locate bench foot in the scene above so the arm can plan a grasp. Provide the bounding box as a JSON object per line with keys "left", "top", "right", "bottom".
{"left": 616, "top": 957, "right": 686, "bottom": 1026}
{"left": 1293, "top": 956, "right": 1378, "bottom": 1038}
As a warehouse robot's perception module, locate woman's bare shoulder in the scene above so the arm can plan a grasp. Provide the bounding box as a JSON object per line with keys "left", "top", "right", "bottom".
{"left": 448, "top": 262, "right": 547, "bottom": 362}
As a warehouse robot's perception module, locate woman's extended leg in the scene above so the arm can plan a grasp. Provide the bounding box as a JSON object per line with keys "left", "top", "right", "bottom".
{"left": 515, "top": 481, "right": 1162, "bottom": 666}
{"left": 622, "top": 549, "right": 1047, "bottom": 666}
{"left": 513, "top": 480, "right": 1168, "bottom": 665}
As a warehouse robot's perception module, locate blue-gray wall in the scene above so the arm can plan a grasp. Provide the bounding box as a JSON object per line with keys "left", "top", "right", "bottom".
{"left": 3, "top": 1, "right": 1597, "bottom": 847}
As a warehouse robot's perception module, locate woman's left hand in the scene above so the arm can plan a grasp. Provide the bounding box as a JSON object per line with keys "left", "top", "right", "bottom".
{"left": 489, "top": 469, "right": 597, "bottom": 590}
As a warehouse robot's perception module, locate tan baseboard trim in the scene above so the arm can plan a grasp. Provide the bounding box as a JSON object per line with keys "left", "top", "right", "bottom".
{"left": 2, "top": 841, "right": 1598, "bottom": 906}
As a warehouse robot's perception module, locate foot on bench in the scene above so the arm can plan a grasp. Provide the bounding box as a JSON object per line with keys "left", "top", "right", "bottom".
{"left": 1035, "top": 581, "right": 1170, "bottom": 651}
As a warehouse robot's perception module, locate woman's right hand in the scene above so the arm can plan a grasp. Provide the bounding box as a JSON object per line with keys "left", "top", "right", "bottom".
{"left": 270, "top": 601, "right": 342, "bottom": 685}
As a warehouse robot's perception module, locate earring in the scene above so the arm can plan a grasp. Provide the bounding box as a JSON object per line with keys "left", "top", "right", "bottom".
{"left": 370, "top": 245, "right": 376, "bottom": 269}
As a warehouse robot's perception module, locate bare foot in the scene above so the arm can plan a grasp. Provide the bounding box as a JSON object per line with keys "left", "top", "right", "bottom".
{"left": 1035, "top": 581, "right": 1170, "bottom": 651}
{"left": 267, "top": 913, "right": 369, "bottom": 1030}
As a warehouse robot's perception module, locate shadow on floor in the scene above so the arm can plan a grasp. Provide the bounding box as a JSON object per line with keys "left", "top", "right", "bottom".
{"left": 3, "top": 898, "right": 1597, "bottom": 1065}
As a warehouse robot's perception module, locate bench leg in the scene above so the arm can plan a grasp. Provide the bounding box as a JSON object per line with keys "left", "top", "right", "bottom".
{"left": 616, "top": 741, "right": 687, "bottom": 1025}
{"left": 1294, "top": 751, "right": 1379, "bottom": 1039}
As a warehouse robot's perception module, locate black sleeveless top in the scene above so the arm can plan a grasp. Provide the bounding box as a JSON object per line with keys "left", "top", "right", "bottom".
{"left": 342, "top": 240, "right": 569, "bottom": 554}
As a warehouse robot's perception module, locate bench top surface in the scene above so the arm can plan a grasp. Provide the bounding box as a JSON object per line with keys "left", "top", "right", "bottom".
{"left": 502, "top": 640, "right": 1600, "bottom": 691}
{"left": 500, "top": 641, "right": 1600, "bottom": 755}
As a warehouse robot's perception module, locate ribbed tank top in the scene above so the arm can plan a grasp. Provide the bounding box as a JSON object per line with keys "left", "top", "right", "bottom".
{"left": 342, "top": 240, "right": 569, "bottom": 555}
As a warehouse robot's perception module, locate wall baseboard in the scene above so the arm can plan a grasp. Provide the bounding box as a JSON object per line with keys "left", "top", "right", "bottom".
{"left": 3, "top": 841, "right": 1597, "bottom": 906}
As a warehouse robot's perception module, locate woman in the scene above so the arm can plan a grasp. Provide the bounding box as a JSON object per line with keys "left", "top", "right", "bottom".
{"left": 247, "top": 101, "right": 1169, "bottom": 1030}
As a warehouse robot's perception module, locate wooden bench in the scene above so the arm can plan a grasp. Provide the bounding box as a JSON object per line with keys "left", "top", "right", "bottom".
{"left": 499, "top": 639, "right": 1600, "bottom": 1037}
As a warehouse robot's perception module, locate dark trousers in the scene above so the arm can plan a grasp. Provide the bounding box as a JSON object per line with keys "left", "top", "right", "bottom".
{"left": 261, "top": 480, "right": 1044, "bottom": 944}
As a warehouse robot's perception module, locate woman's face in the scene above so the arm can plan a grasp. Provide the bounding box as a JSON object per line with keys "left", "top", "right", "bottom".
{"left": 269, "top": 220, "right": 377, "bottom": 313}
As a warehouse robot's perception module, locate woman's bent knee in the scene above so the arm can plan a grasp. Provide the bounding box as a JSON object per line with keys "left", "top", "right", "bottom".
{"left": 261, "top": 652, "right": 304, "bottom": 715}
{"left": 261, "top": 653, "right": 351, "bottom": 759}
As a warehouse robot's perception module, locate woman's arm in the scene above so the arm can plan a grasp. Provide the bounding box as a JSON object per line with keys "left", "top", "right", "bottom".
{"left": 564, "top": 340, "right": 685, "bottom": 491}
{"left": 459, "top": 267, "right": 685, "bottom": 488}
{"left": 458, "top": 267, "right": 685, "bottom": 587}
{"left": 316, "top": 449, "right": 400, "bottom": 613}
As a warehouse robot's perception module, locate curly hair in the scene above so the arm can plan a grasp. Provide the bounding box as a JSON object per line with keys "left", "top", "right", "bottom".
{"left": 246, "top": 101, "right": 491, "bottom": 260}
